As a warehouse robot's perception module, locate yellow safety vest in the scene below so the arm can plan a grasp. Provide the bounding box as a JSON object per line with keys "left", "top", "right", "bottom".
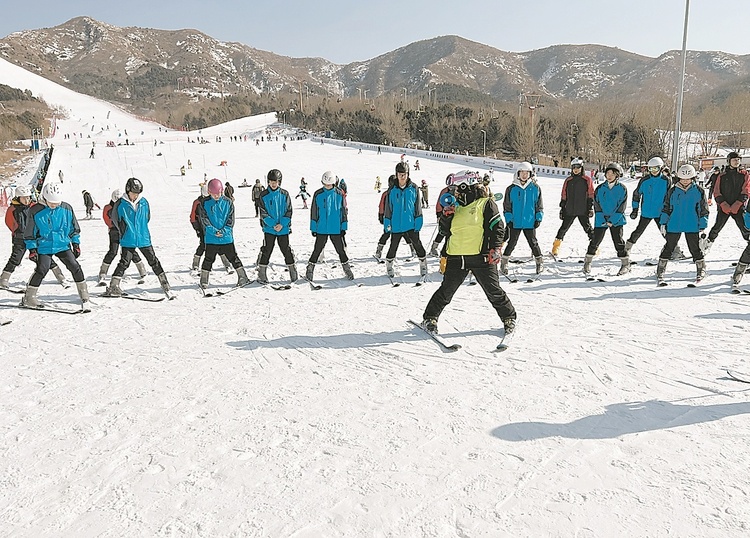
{"left": 446, "top": 198, "right": 489, "bottom": 256}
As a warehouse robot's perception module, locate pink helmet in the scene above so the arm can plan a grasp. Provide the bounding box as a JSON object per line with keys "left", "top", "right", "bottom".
{"left": 207, "top": 178, "right": 223, "bottom": 195}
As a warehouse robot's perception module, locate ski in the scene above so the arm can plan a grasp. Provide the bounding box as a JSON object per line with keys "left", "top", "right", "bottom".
{"left": 214, "top": 281, "right": 256, "bottom": 296}
{"left": 525, "top": 275, "right": 542, "bottom": 283}
{"left": 509, "top": 257, "right": 533, "bottom": 264}
{"left": 502, "top": 273, "right": 518, "bottom": 284}
{"left": 0, "top": 317, "right": 11, "bottom": 325}
{"left": 0, "top": 302, "right": 86, "bottom": 314}
{"left": 414, "top": 275, "right": 429, "bottom": 287}
{"left": 372, "top": 255, "right": 385, "bottom": 264}
{"left": 99, "top": 292, "right": 165, "bottom": 302}
{"left": 687, "top": 281, "right": 703, "bottom": 288}
{"left": 1, "top": 287, "right": 25, "bottom": 294}
{"left": 270, "top": 284, "right": 292, "bottom": 291}
{"left": 307, "top": 279, "right": 323, "bottom": 290}
{"left": 744, "top": 289, "right": 750, "bottom": 295}
{"left": 727, "top": 370, "right": 750, "bottom": 384}
{"left": 387, "top": 275, "right": 403, "bottom": 287}
{"left": 656, "top": 279, "right": 668, "bottom": 287}
{"left": 407, "top": 319, "right": 462, "bottom": 351}
{"left": 495, "top": 333, "right": 516, "bottom": 352}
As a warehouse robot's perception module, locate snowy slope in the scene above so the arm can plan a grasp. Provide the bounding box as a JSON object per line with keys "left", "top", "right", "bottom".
{"left": 1, "top": 58, "right": 750, "bottom": 537}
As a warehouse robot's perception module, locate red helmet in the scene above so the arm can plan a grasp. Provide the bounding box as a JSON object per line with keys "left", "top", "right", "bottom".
{"left": 207, "top": 178, "right": 223, "bottom": 195}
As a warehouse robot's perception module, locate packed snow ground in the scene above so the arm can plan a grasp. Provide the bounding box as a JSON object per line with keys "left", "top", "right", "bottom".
{"left": 1, "top": 57, "right": 750, "bottom": 537}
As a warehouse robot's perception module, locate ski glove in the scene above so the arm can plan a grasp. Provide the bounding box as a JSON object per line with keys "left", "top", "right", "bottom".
{"left": 442, "top": 205, "right": 455, "bottom": 217}
{"left": 311, "top": 231, "right": 317, "bottom": 237}
{"left": 660, "top": 225, "right": 667, "bottom": 237}
{"left": 559, "top": 208, "right": 565, "bottom": 220}
{"left": 630, "top": 210, "right": 638, "bottom": 220}
{"left": 534, "top": 220, "right": 541, "bottom": 229}
{"left": 588, "top": 209, "right": 594, "bottom": 218}
{"left": 28, "top": 249, "right": 38, "bottom": 262}
{"left": 72, "top": 244, "right": 81, "bottom": 258}
{"left": 488, "top": 248, "right": 502, "bottom": 265}
{"left": 720, "top": 201, "right": 732, "bottom": 214}
{"left": 730, "top": 201, "right": 743, "bottom": 214}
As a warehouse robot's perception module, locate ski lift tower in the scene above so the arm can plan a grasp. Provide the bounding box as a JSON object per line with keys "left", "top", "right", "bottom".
{"left": 521, "top": 93, "right": 544, "bottom": 157}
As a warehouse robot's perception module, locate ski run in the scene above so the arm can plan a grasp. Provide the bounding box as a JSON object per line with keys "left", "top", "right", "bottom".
{"left": 0, "top": 56, "right": 749, "bottom": 537}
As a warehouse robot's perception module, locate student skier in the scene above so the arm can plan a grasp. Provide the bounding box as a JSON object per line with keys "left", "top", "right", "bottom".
{"left": 703, "top": 151, "right": 750, "bottom": 253}
{"left": 256, "top": 169, "right": 297, "bottom": 284}
{"left": 626, "top": 156, "right": 672, "bottom": 255}
{"left": 501, "top": 162, "right": 544, "bottom": 275}
{"left": 656, "top": 164, "right": 710, "bottom": 285}
{"left": 305, "top": 171, "right": 354, "bottom": 282}
{"left": 22, "top": 182, "right": 90, "bottom": 310}
{"left": 98, "top": 189, "right": 147, "bottom": 285}
{"left": 189, "top": 183, "right": 210, "bottom": 271}
{"left": 197, "top": 178, "right": 250, "bottom": 290}
{"left": 583, "top": 163, "right": 630, "bottom": 276}
{"left": 0, "top": 184, "right": 69, "bottom": 290}
{"left": 105, "top": 178, "right": 174, "bottom": 298}
{"left": 374, "top": 174, "right": 416, "bottom": 260}
{"left": 730, "top": 210, "right": 750, "bottom": 291}
{"left": 421, "top": 173, "right": 516, "bottom": 338}
{"left": 551, "top": 157, "right": 594, "bottom": 257}
{"left": 382, "top": 161, "right": 427, "bottom": 277}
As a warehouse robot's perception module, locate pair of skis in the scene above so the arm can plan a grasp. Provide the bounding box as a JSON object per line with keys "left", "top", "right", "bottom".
{"left": 407, "top": 319, "right": 514, "bottom": 352}
{"left": 0, "top": 302, "right": 91, "bottom": 315}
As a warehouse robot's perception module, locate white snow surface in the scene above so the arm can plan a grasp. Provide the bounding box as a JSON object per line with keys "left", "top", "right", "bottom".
{"left": 1, "top": 57, "right": 750, "bottom": 537}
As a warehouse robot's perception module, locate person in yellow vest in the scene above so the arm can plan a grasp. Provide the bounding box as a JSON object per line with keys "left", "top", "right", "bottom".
{"left": 421, "top": 171, "right": 516, "bottom": 341}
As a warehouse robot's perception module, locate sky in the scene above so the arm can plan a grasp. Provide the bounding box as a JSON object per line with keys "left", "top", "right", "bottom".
{"left": 0, "top": 0, "right": 748, "bottom": 64}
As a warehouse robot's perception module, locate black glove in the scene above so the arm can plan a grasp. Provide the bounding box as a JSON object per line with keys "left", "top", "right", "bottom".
{"left": 72, "top": 244, "right": 81, "bottom": 258}
{"left": 588, "top": 209, "right": 594, "bottom": 218}
{"left": 341, "top": 230, "right": 346, "bottom": 237}
{"left": 311, "top": 231, "right": 317, "bottom": 237}
{"left": 534, "top": 220, "right": 541, "bottom": 229}
{"left": 29, "top": 248, "right": 38, "bottom": 262}
{"left": 559, "top": 208, "right": 565, "bottom": 220}
{"left": 630, "top": 210, "right": 638, "bottom": 220}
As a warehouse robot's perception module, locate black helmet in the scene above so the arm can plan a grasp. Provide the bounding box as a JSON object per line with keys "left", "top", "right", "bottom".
{"left": 267, "top": 169, "right": 282, "bottom": 183}
{"left": 395, "top": 162, "right": 409, "bottom": 174}
{"left": 125, "top": 177, "right": 143, "bottom": 194}
{"left": 727, "top": 151, "right": 741, "bottom": 162}
{"left": 604, "top": 162, "right": 624, "bottom": 177}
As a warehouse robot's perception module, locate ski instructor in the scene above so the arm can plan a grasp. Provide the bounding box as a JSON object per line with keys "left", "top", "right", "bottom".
{"left": 421, "top": 171, "right": 517, "bottom": 340}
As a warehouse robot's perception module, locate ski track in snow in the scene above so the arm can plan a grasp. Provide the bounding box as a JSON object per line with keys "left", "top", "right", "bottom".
{"left": 1, "top": 56, "right": 750, "bottom": 536}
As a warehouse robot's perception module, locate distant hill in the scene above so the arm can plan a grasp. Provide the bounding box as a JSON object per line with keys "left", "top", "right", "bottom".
{"left": 2, "top": 17, "right": 750, "bottom": 108}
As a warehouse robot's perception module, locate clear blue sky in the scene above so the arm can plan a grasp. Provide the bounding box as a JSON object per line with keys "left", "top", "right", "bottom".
{"left": 1, "top": 0, "right": 748, "bottom": 64}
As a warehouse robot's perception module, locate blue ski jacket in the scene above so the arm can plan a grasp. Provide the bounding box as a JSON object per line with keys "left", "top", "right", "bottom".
{"left": 24, "top": 202, "right": 80, "bottom": 254}
{"left": 113, "top": 195, "right": 152, "bottom": 248}
{"left": 259, "top": 187, "right": 292, "bottom": 235}
{"left": 593, "top": 181, "right": 627, "bottom": 228}
{"left": 310, "top": 187, "right": 348, "bottom": 235}
{"left": 503, "top": 179, "right": 543, "bottom": 229}
{"left": 660, "top": 182, "right": 709, "bottom": 233}
{"left": 199, "top": 195, "right": 235, "bottom": 245}
{"left": 631, "top": 173, "right": 670, "bottom": 218}
{"left": 383, "top": 181, "right": 423, "bottom": 233}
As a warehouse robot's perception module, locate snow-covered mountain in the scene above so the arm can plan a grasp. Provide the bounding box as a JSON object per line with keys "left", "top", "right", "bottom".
{"left": 3, "top": 17, "right": 750, "bottom": 104}
{"left": 1, "top": 56, "right": 750, "bottom": 537}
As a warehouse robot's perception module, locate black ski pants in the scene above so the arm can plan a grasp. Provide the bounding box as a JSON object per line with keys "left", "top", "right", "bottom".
{"left": 103, "top": 230, "right": 142, "bottom": 264}
{"left": 309, "top": 234, "right": 348, "bottom": 264}
{"left": 660, "top": 232, "right": 703, "bottom": 262}
{"left": 555, "top": 215, "right": 593, "bottom": 241}
{"left": 4, "top": 239, "right": 60, "bottom": 273}
{"left": 424, "top": 256, "right": 516, "bottom": 321}
{"left": 202, "top": 243, "right": 243, "bottom": 271}
{"left": 29, "top": 249, "right": 83, "bottom": 287}
{"left": 707, "top": 211, "right": 750, "bottom": 242}
{"left": 587, "top": 226, "right": 627, "bottom": 257}
{"left": 378, "top": 231, "right": 413, "bottom": 248}
{"left": 386, "top": 230, "right": 425, "bottom": 260}
{"left": 627, "top": 217, "right": 661, "bottom": 244}
{"left": 113, "top": 246, "right": 165, "bottom": 278}
{"left": 502, "top": 226, "right": 542, "bottom": 257}
{"left": 258, "top": 233, "right": 295, "bottom": 265}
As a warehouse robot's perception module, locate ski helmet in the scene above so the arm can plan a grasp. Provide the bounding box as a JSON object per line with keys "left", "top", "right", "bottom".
{"left": 449, "top": 170, "right": 480, "bottom": 186}
{"left": 727, "top": 151, "right": 741, "bottom": 162}
{"left": 125, "top": 177, "right": 143, "bottom": 194}
{"left": 395, "top": 162, "right": 409, "bottom": 175}
{"left": 267, "top": 169, "right": 282, "bottom": 183}
{"left": 111, "top": 189, "right": 121, "bottom": 202}
{"left": 676, "top": 164, "right": 697, "bottom": 180}
{"left": 207, "top": 178, "right": 224, "bottom": 195}
{"left": 15, "top": 184, "right": 32, "bottom": 198}
{"left": 516, "top": 162, "right": 534, "bottom": 180}
{"left": 604, "top": 162, "right": 624, "bottom": 178}
{"left": 570, "top": 157, "right": 585, "bottom": 168}
{"left": 43, "top": 181, "right": 64, "bottom": 203}
{"left": 321, "top": 171, "right": 336, "bottom": 185}
{"left": 647, "top": 156, "right": 665, "bottom": 169}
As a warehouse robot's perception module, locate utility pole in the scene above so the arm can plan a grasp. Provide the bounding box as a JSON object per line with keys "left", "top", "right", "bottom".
{"left": 522, "top": 93, "right": 544, "bottom": 158}
{"left": 480, "top": 130, "right": 487, "bottom": 156}
{"left": 671, "top": 0, "right": 691, "bottom": 169}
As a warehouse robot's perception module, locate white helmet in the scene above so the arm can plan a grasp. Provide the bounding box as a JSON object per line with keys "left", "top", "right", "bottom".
{"left": 200, "top": 184, "right": 209, "bottom": 197}
{"left": 647, "top": 157, "right": 665, "bottom": 169}
{"left": 676, "top": 164, "right": 697, "bottom": 180}
{"left": 111, "top": 189, "right": 121, "bottom": 202}
{"left": 571, "top": 157, "right": 585, "bottom": 168}
{"left": 516, "top": 162, "right": 535, "bottom": 179}
{"left": 42, "top": 181, "right": 64, "bottom": 203}
{"left": 15, "top": 184, "right": 32, "bottom": 198}
{"left": 321, "top": 171, "right": 336, "bottom": 185}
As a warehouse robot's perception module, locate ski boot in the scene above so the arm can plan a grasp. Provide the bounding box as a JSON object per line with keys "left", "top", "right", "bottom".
{"left": 385, "top": 259, "right": 395, "bottom": 278}
{"left": 21, "top": 285, "right": 40, "bottom": 308}
{"left": 374, "top": 244, "right": 384, "bottom": 259}
{"left": 257, "top": 265, "right": 269, "bottom": 284}
{"left": 617, "top": 256, "right": 631, "bottom": 276}
{"left": 221, "top": 254, "right": 235, "bottom": 274}
{"left": 733, "top": 262, "right": 748, "bottom": 287}
{"left": 429, "top": 242, "right": 439, "bottom": 257}
{"left": 583, "top": 254, "right": 594, "bottom": 275}
{"left": 500, "top": 255, "right": 509, "bottom": 275}
{"left": 696, "top": 259, "right": 706, "bottom": 282}
{"left": 135, "top": 261, "right": 148, "bottom": 283}
{"left": 342, "top": 262, "right": 354, "bottom": 280}
{"left": 624, "top": 241, "right": 634, "bottom": 254}
{"left": 191, "top": 255, "right": 201, "bottom": 272}
{"left": 106, "top": 276, "right": 124, "bottom": 297}
{"left": 305, "top": 263, "right": 315, "bottom": 282}
{"left": 97, "top": 263, "right": 110, "bottom": 286}
{"left": 199, "top": 270, "right": 210, "bottom": 290}
{"left": 422, "top": 318, "right": 438, "bottom": 334}
{"left": 51, "top": 266, "right": 70, "bottom": 288}
{"left": 551, "top": 238, "right": 562, "bottom": 257}
{"left": 287, "top": 264, "right": 298, "bottom": 283}
{"left": 656, "top": 258, "right": 668, "bottom": 285}
{"left": 0, "top": 270, "right": 10, "bottom": 289}
{"left": 502, "top": 317, "right": 516, "bottom": 336}
{"left": 76, "top": 281, "right": 91, "bottom": 311}
{"left": 158, "top": 272, "right": 174, "bottom": 299}
{"left": 236, "top": 266, "right": 251, "bottom": 286}
{"left": 534, "top": 256, "right": 544, "bottom": 275}
{"left": 419, "top": 257, "right": 428, "bottom": 276}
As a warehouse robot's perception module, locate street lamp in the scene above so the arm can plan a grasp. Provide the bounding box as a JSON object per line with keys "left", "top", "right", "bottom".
{"left": 480, "top": 129, "right": 487, "bottom": 156}
{"left": 671, "top": 0, "right": 690, "bottom": 168}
